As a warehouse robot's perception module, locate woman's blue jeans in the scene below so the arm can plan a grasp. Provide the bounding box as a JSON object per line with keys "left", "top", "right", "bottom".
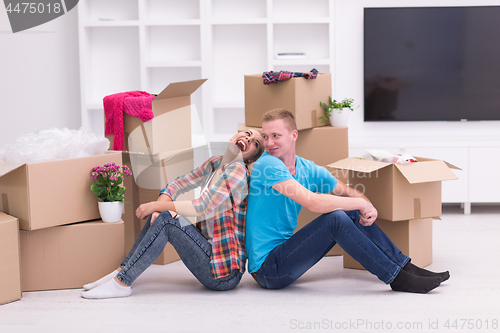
{"left": 116, "top": 211, "right": 242, "bottom": 291}
{"left": 253, "top": 210, "right": 410, "bottom": 289}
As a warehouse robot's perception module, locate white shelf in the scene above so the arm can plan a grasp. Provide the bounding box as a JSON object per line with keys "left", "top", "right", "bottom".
{"left": 211, "top": 0, "right": 267, "bottom": 21}
{"left": 273, "top": 0, "right": 329, "bottom": 19}
{"left": 83, "top": 0, "right": 139, "bottom": 21}
{"left": 273, "top": 18, "right": 331, "bottom": 24}
{"left": 144, "top": 20, "right": 202, "bottom": 26}
{"left": 78, "top": 0, "right": 335, "bottom": 141}
{"left": 272, "top": 58, "right": 331, "bottom": 66}
{"left": 145, "top": 0, "right": 200, "bottom": 21}
{"left": 145, "top": 61, "right": 203, "bottom": 68}
{"left": 83, "top": 21, "right": 140, "bottom": 27}
{"left": 211, "top": 19, "right": 268, "bottom": 25}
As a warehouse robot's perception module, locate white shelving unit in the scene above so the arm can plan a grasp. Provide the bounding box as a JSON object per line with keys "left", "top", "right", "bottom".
{"left": 78, "top": 0, "right": 334, "bottom": 142}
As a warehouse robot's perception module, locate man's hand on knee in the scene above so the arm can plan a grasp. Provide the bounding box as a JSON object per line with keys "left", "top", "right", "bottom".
{"left": 359, "top": 201, "right": 378, "bottom": 226}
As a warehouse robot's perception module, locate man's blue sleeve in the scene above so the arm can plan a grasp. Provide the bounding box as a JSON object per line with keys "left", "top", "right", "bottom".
{"left": 311, "top": 164, "right": 338, "bottom": 193}
{"left": 252, "top": 155, "right": 293, "bottom": 188}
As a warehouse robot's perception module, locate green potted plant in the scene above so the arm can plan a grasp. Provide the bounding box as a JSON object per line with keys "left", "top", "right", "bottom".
{"left": 319, "top": 97, "right": 360, "bottom": 126}
{"left": 90, "top": 163, "right": 131, "bottom": 222}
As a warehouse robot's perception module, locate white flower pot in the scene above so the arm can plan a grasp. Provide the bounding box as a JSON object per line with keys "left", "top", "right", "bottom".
{"left": 328, "top": 108, "right": 351, "bottom": 127}
{"left": 98, "top": 201, "right": 123, "bottom": 223}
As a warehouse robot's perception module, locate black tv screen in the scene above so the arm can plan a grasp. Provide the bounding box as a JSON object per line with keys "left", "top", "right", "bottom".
{"left": 364, "top": 6, "right": 500, "bottom": 121}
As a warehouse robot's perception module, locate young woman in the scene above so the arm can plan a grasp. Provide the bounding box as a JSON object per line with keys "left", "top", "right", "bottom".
{"left": 82, "top": 129, "right": 264, "bottom": 298}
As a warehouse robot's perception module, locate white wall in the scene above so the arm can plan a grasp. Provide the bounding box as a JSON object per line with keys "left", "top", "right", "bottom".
{"left": 0, "top": 6, "right": 81, "bottom": 144}
{"left": 333, "top": 0, "right": 500, "bottom": 144}
{"left": 2, "top": 1, "right": 500, "bottom": 147}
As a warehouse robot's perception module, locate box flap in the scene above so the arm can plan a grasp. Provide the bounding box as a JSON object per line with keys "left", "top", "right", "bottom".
{"left": 413, "top": 156, "right": 462, "bottom": 171}
{"left": 155, "top": 79, "right": 207, "bottom": 100}
{"left": 394, "top": 160, "right": 458, "bottom": 184}
{"left": 0, "top": 162, "right": 25, "bottom": 177}
{"left": 443, "top": 161, "right": 461, "bottom": 170}
{"left": 327, "top": 157, "right": 391, "bottom": 173}
{"left": 0, "top": 211, "right": 17, "bottom": 223}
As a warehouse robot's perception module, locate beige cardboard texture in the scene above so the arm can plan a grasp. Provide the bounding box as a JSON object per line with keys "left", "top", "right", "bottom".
{"left": 328, "top": 157, "right": 458, "bottom": 221}
{"left": 0, "top": 152, "right": 122, "bottom": 230}
{"left": 130, "top": 147, "right": 195, "bottom": 190}
{"left": 127, "top": 106, "right": 193, "bottom": 155}
{"left": 296, "top": 126, "right": 348, "bottom": 167}
{"left": 122, "top": 150, "right": 195, "bottom": 265}
{"left": 20, "top": 220, "right": 125, "bottom": 292}
{"left": 343, "top": 218, "right": 433, "bottom": 269}
{"left": 0, "top": 213, "right": 22, "bottom": 305}
{"left": 245, "top": 73, "right": 332, "bottom": 130}
{"left": 107, "top": 79, "right": 206, "bottom": 152}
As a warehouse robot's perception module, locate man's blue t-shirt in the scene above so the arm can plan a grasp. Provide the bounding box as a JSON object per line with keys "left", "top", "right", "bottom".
{"left": 246, "top": 152, "right": 338, "bottom": 273}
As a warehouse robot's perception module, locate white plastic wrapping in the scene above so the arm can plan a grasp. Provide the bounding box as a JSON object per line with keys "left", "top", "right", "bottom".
{"left": 361, "top": 149, "right": 418, "bottom": 164}
{"left": 0, "top": 127, "right": 110, "bottom": 163}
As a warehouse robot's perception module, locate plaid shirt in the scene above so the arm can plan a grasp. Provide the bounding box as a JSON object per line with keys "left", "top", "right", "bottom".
{"left": 160, "top": 156, "right": 249, "bottom": 279}
{"left": 262, "top": 68, "right": 318, "bottom": 85}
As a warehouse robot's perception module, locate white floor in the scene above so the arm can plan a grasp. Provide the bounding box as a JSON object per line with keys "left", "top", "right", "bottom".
{"left": 1, "top": 205, "right": 499, "bottom": 333}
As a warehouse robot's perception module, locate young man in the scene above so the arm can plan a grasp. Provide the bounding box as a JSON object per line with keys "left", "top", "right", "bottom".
{"left": 246, "top": 109, "right": 449, "bottom": 293}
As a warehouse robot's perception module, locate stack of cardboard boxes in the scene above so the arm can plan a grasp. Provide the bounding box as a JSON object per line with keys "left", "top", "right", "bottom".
{"left": 328, "top": 156, "right": 459, "bottom": 268}
{"left": 106, "top": 79, "right": 206, "bottom": 265}
{"left": 242, "top": 72, "right": 349, "bottom": 256}
{"left": 0, "top": 152, "right": 125, "bottom": 305}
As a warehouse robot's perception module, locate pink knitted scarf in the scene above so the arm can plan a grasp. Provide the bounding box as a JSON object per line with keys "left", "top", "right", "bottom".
{"left": 104, "top": 91, "right": 155, "bottom": 150}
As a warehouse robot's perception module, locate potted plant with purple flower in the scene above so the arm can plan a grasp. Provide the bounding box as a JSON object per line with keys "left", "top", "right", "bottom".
{"left": 90, "top": 162, "right": 132, "bottom": 222}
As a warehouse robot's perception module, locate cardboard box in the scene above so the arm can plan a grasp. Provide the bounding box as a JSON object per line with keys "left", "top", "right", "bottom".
{"left": 20, "top": 220, "right": 124, "bottom": 291}
{"left": 296, "top": 126, "right": 349, "bottom": 184}
{"left": 296, "top": 208, "right": 342, "bottom": 256}
{"left": 0, "top": 152, "right": 122, "bottom": 230}
{"left": 0, "top": 213, "right": 22, "bottom": 305}
{"left": 245, "top": 73, "right": 332, "bottom": 130}
{"left": 343, "top": 218, "right": 433, "bottom": 269}
{"left": 328, "top": 157, "right": 459, "bottom": 221}
{"left": 122, "top": 148, "right": 196, "bottom": 265}
{"left": 107, "top": 79, "right": 206, "bottom": 153}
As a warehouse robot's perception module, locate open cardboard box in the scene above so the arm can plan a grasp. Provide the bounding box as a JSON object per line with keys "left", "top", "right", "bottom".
{"left": 244, "top": 73, "right": 332, "bottom": 131}
{"left": 0, "top": 152, "right": 122, "bottom": 230}
{"left": 328, "top": 157, "right": 460, "bottom": 221}
{"left": 122, "top": 147, "right": 197, "bottom": 265}
{"left": 106, "top": 79, "right": 206, "bottom": 153}
{"left": 0, "top": 212, "right": 21, "bottom": 305}
{"left": 343, "top": 217, "right": 434, "bottom": 269}
{"left": 20, "top": 220, "right": 124, "bottom": 292}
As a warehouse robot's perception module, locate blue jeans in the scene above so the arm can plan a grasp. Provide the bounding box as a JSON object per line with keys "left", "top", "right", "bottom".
{"left": 117, "top": 211, "right": 242, "bottom": 291}
{"left": 253, "top": 210, "right": 410, "bottom": 289}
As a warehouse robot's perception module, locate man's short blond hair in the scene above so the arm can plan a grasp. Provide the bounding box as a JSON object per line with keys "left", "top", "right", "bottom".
{"left": 262, "top": 108, "right": 297, "bottom": 132}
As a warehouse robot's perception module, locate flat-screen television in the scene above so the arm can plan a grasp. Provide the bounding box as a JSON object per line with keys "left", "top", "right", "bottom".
{"left": 364, "top": 6, "right": 500, "bottom": 121}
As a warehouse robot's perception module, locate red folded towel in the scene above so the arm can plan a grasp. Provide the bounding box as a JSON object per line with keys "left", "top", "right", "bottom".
{"left": 104, "top": 91, "right": 153, "bottom": 151}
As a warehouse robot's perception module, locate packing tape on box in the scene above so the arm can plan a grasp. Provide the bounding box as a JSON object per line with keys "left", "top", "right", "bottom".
{"left": 414, "top": 198, "right": 422, "bottom": 219}
{"left": 1, "top": 193, "right": 9, "bottom": 215}
{"left": 310, "top": 110, "right": 318, "bottom": 127}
